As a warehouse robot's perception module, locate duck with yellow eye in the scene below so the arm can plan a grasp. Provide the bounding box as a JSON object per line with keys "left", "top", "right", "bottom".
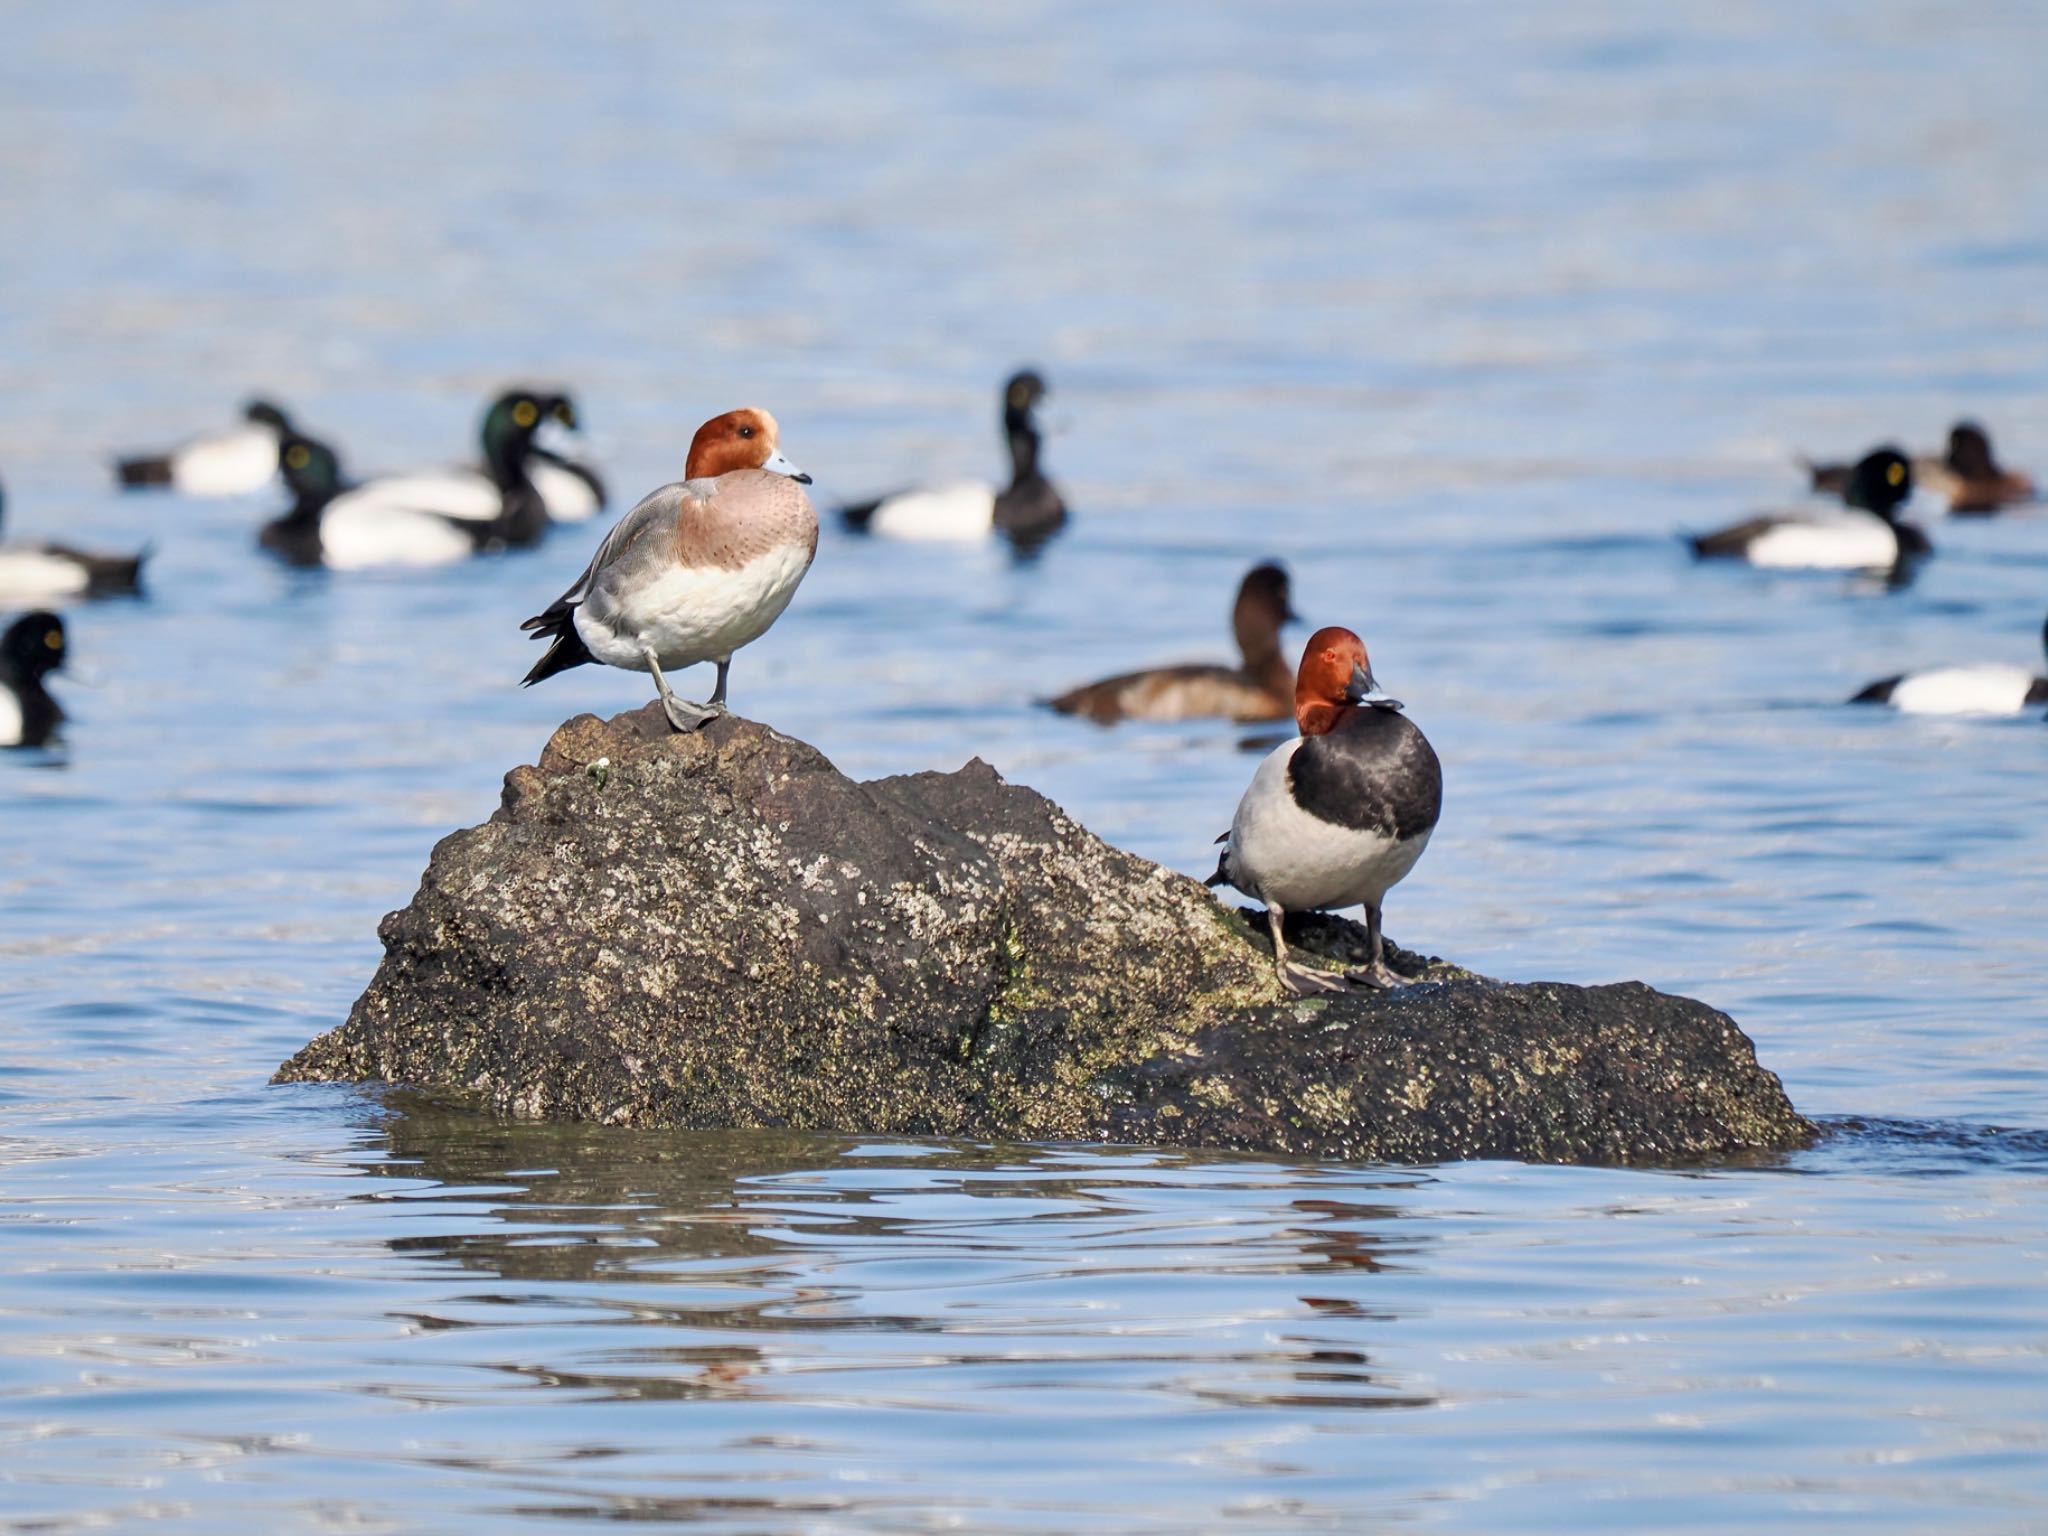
{"left": 1689, "top": 447, "right": 1930, "bottom": 576}
{"left": 259, "top": 426, "right": 550, "bottom": 570}
{"left": 328, "top": 387, "right": 606, "bottom": 540}
{"left": 1, "top": 610, "right": 67, "bottom": 748}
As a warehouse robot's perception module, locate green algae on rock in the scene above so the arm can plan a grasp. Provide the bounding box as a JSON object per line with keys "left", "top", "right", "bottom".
{"left": 275, "top": 706, "right": 1814, "bottom": 1165}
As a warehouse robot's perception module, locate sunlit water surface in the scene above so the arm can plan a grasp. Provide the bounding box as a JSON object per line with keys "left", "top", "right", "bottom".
{"left": 3, "top": 3, "right": 2046, "bottom": 1531}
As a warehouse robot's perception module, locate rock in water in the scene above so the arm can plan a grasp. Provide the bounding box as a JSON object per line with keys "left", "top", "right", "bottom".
{"left": 276, "top": 707, "right": 1814, "bottom": 1165}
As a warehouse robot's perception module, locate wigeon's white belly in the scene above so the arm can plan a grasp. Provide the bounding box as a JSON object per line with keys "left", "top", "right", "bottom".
{"left": 533, "top": 461, "right": 602, "bottom": 522}
{"left": 1227, "top": 741, "right": 1432, "bottom": 913}
{"left": 0, "top": 548, "right": 89, "bottom": 603}
{"left": 1747, "top": 516, "right": 1898, "bottom": 570}
{"left": 866, "top": 480, "right": 995, "bottom": 541}
{"left": 173, "top": 425, "right": 280, "bottom": 496}
{"left": 578, "top": 542, "right": 814, "bottom": 672}
{"left": 1888, "top": 664, "right": 2038, "bottom": 716}
{"left": 317, "top": 494, "right": 477, "bottom": 570}
{"left": 0, "top": 688, "right": 22, "bottom": 746}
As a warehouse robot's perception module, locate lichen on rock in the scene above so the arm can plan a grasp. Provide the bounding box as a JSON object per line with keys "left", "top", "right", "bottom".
{"left": 275, "top": 706, "right": 1815, "bottom": 1165}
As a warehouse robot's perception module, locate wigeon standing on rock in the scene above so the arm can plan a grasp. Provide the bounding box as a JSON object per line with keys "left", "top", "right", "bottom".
{"left": 521, "top": 407, "right": 816, "bottom": 732}
{"left": 1207, "top": 625, "right": 1442, "bottom": 994}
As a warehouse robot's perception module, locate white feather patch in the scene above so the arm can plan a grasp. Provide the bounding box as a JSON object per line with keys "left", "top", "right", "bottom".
{"left": 173, "top": 425, "right": 281, "bottom": 497}
{"left": 0, "top": 549, "right": 90, "bottom": 602}
{"left": 316, "top": 492, "right": 476, "bottom": 569}
{"left": 0, "top": 687, "right": 22, "bottom": 746}
{"left": 1888, "top": 664, "right": 2038, "bottom": 716}
{"left": 577, "top": 542, "right": 813, "bottom": 672}
{"left": 866, "top": 480, "right": 996, "bottom": 541}
{"left": 1746, "top": 515, "right": 1899, "bottom": 570}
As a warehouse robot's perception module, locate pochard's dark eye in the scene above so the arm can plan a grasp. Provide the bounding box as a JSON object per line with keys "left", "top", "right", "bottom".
{"left": 738, "top": 425, "right": 755, "bottom": 439}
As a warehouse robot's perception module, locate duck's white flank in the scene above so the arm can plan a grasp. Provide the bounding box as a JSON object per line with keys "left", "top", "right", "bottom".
{"left": 1746, "top": 514, "right": 1898, "bottom": 570}
{"left": 0, "top": 687, "right": 22, "bottom": 746}
{"left": 1887, "top": 664, "right": 2041, "bottom": 717}
{"left": 173, "top": 424, "right": 282, "bottom": 497}
{"left": 576, "top": 541, "right": 813, "bottom": 672}
{"left": 0, "top": 549, "right": 91, "bottom": 603}
{"left": 865, "top": 480, "right": 995, "bottom": 541}
{"left": 315, "top": 493, "right": 477, "bottom": 570}
{"left": 1227, "top": 738, "right": 1433, "bottom": 913}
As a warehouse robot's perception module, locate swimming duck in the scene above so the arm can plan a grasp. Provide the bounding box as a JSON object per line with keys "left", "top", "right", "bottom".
{"left": 1850, "top": 613, "right": 2048, "bottom": 716}
{"left": 259, "top": 430, "right": 542, "bottom": 569}
{"left": 116, "top": 399, "right": 293, "bottom": 495}
{"left": 330, "top": 389, "right": 588, "bottom": 537}
{"left": 1920, "top": 422, "right": 2035, "bottom": 515}
{"left": 0, "top": 477, "right": 147, "bottom": 601}
{"left": 0, "top": 611, "right": 66, "bottom": 748}
{"left": 839, "top": 370, "right": 1065, "bottom": 548}
{"left": 1693, "top": 448, "right": 1927, "bottom": 571}
{"left": 1049, "top": 562, "right": 1299, "bottom": 724}
{"left": 1206, "top": 625, "right": 1442, "bottom": 995}
{"left": 344, "top": 389, "right": 604, "bottom": 528}
{"left": 521, "top": 407, "right": 817, "bottom": 732}
{"left": 1806, "top": 422, "right": 2034, "bottom": 516}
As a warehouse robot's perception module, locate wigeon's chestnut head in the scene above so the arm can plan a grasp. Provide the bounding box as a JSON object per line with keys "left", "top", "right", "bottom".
{"left": 1295, "top": 625, "right": 1396, "bottom": 736}
{"left": 685, "top": 408, "right": 811, "bottom": 483}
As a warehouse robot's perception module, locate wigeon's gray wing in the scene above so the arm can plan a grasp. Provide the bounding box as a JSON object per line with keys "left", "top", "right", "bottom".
{"left": 519, "top": 483, "right": 690, "bottom": 642}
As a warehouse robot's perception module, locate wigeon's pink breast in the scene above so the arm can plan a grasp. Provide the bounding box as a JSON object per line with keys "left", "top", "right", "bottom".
{"left": 673, "top": 469, "right": 818, "bottom": 573}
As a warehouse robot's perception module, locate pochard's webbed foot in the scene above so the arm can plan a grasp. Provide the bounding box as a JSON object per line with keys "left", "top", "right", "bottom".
{"left": 1281, "top": 961, "right": 1353, "bottom": 996}
{"left": 661, "top": 695, "right": 727, "bottom": 733}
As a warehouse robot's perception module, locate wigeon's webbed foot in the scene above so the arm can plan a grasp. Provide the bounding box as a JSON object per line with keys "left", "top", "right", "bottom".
{"left": 1280, "top": 961, "right": 1353, "bottom": 997}
{"left": 661, "top": 696, "right": 727, "bottom": 733}
{"left": 1343, "top": 960, "right": 1411, "bottom": 990}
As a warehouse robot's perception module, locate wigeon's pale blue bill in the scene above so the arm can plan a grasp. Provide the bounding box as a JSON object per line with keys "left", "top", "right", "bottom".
{"left": 763, "top": 449, "right": 812, "bottom": 484}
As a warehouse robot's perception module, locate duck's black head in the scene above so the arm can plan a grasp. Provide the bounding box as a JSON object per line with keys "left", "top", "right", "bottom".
{"left": 2, "top": 611, "right": 66, "bottom": 680}
{"left": 482, "top": 389, "right": 576, "bottom": 477}
{"left": 1845, "top": 447, "right": 1912, "bottom": 517}
{"left": 1947, "top": 421, "right": 1998, "bottom": 479}
{"left": 278, "top": 433, "right": 344, "bottom": 504}
{"left": 1002, "top": 369, "right": 1048, "bottom": 430}
{"left": 244, "top": 399, "right": 293, "bottom": 432}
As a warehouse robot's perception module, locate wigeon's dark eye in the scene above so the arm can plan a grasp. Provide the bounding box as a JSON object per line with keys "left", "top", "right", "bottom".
{"left": 738, "top": 425, "right": 755, "bottom": 439}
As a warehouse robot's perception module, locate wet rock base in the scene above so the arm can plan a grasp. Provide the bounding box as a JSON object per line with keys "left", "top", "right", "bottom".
{"left": 276, "top": 707, "right": 1815, "bottom": 1166}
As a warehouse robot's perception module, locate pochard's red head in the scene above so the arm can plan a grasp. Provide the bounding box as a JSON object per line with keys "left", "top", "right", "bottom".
{"left": 684, "top": 407, "right": 812, "bottom": 483}
{"left": 1294, "top": 625, "right": 1399, "bottom": 735}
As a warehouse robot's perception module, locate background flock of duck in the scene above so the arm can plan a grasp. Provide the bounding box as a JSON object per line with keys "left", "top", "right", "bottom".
{"left": 4, "top": 379, "right": 2042, "bottom": 755}
{"left": 4, "top": 374, "right": 2036, "bottom": 996}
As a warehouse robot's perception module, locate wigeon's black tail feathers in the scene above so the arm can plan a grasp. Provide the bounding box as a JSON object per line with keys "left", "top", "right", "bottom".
{"left": 1204, "top": 831, "right": 1231, "bottom": 888}
{"left": 519, "top": 602, "right": 594, "bottom": 686}
{"left": 115, "top": 455, "right": 174, "bottom": 488}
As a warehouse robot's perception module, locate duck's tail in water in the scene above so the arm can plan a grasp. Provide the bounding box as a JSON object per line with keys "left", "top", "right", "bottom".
{"left": 114, "top": 456, "right": 174, "bottom": 489}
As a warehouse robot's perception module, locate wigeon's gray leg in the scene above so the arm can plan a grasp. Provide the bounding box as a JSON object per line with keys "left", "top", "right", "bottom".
{"left": 1268, "top": 904, "right": 1347, "bottom": 996}
{"left": 645, "top": 649, "right": 720, "bottom": 733}
{"left": 1344, "top": 903, "right": 1409, "bottom": 990}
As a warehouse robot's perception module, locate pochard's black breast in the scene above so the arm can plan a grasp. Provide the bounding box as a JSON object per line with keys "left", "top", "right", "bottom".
{"left": 1287, "top": 708, "right": 1442, "bottom": 841}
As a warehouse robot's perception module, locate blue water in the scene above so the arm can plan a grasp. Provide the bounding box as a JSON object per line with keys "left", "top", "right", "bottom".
{"left": 4, "top": 3, "right": 2047, "bottom": 1530}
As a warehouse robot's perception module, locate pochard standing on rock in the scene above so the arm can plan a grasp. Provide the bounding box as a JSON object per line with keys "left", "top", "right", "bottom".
{"left": 1207, "top": 625, "right": 1442, "bottom": 995}
{"left": 838, "top": 370, "right": 1065, "bottom": 550}
{"left": 521, "top": 408, "right": 817, "bottom": 732}
{"left": 1048, "top": 562, "right": 1300, "bottom": 725}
